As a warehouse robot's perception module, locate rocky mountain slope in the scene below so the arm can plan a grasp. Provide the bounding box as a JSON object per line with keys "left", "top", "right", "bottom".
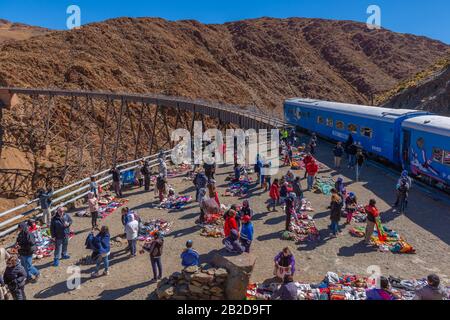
{"left": 380, "top": 55, "right": 450, "bottom": 116}
{"left": 0, "top": 19, "right": 48, "bottom": 44}
{"left": 0, "top": 17, "right": 448, "bottom": 111}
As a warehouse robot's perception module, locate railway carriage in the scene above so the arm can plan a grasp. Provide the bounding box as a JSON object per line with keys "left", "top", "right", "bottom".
{"left": 284, "top": 98, "right": 428, "bottom": 164}
{"left": 401, "top": 115, "right": 450, "bottom": 188}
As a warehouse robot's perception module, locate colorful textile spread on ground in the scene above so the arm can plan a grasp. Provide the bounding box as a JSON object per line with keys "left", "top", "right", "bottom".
{"left": 246, "top": 272, "right": 449, "bottom": 300}
{"left": 349, "top": 225, "right": 416, "bottom": 254}
{"left": 9, "top": 226, "right": 74, "bottom": 260}
{"left": 168, "top": 164, "right": 193, "bottom": 178}
{"left": 138, "top": 219, "right": 172, "bottom": 242}
{"left": 344, "top": 205, "right": 367, "bottom": 223}
{"left": 313, "top": 176, "right": 335, "bottom": 195}
{"left": 157, "top": 195, "right": 192, "bottom": 210}
{"left": 98, "top": 196, "right": 129, "bottom": 219}
{"left": 282, "top": 199, "right": 319, "bottom": 242}
{"left": 224, "top": 176, "right": 252, "bottom": 197}
{"left": 200, "top": 213, "right": 224, "bottom": 238}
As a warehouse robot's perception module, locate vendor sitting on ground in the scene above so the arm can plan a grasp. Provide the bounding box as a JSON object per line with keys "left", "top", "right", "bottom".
{"left": 274, "top": 247, "right": 296, "bottom": 280}
{"left": 414, "top": 274, "right": 445, "bottom": 300}
{"left": 366, "top": 276, "right": 397, "bottom": 300}
{"left": 271, "top": 275, "right": 298, "bottom": 300}
{"left": 239, "top": 215, "right": 253, "bottom": 253}
{"left": 223, "top": 229, "right": 245, "bottom": 254}
{"left": 181, "top": 240, "right": 199, "bottom": 268}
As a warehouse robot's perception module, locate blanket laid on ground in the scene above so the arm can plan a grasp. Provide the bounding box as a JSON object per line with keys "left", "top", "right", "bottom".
{"left": 349, "top": 225, "right": 416, "bottom": 254}
{"left": 224, "top": 176, "right": 252, "bottom": 197}
{"left": 157, "top": 195, "right": 192, "bottom": 210}
{"left": 138, "top": 219, "right": 172, "bottom": 242}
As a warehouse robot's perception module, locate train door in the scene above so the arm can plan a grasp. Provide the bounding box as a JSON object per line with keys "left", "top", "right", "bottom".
{"left": 402, "top": 129, "right": 411, "bottom": 169}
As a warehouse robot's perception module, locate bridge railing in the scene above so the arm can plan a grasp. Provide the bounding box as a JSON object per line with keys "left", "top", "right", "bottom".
{"left": 0, "top": 150, "right": 173, "bottom": 238}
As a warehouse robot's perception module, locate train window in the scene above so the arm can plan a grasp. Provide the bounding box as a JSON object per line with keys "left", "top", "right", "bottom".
{"left": 336, "top": 121, "right": 345, "bottom": 130}
{"left": 348, "top": 123, "right": 358, "bottom": 134}
{"left": 361, "top": 127, "right": 373, "bottom": 138}
{"left": 326, "top": 118, "right": 333, "bottom": 127}
{"left": 317, "top": 116, "right": 325, "bottom": 125}
{"left": 432, "top": 148, "right": 443, "bottom": 163}
{"left": 444, "top": 151, "right": 450, "bottom": 166}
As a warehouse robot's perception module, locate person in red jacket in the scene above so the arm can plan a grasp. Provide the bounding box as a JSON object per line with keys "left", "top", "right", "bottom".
{"left": 306, "top": 159, "right": 319, "bottom": 191}
{"left": 302, "top": 153, "right": 313, "bottom": 178}
{"left": 224, "top": 210, "right": 238, "bottom": 237}
{"left": 267, "top": 179, "right": 280, "bottom": 212}
{"left": 364, "top": 199, "right": 379, "bottom": 244}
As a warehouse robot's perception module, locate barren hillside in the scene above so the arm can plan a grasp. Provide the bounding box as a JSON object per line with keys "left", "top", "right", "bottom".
{"left": 0, "top": 19, "right": 48, "bottom": 44}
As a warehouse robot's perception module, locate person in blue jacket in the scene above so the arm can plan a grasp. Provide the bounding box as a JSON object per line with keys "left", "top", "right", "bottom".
{"left": 91, "top": 226, "right": 111, "bottom": 277}
{"left": 50, "top": 207, "right": 73, "bottom": 267}
{"left": 240, "top": 215, "right": 254, "bottom": 253}
{"left": 181, "top": 240, "right": 199, "bottom": 268}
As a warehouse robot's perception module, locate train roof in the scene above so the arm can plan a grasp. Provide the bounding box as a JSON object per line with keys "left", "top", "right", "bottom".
{"left": 402, "top": 115, "right": 450, "bottom": 137}
{"left": 284, "top": 98, "right": 425, "bottom": 122}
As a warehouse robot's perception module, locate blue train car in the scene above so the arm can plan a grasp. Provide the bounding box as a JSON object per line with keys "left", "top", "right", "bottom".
{"left": 401, "top": 115, "right": 450, "bottom": 188}
{"left": 284, "top": 98, "right": 428, "bottom": 164}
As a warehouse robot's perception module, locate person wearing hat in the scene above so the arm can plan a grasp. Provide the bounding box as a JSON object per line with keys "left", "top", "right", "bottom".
{"left": 142, "top": 232, "right": 164, "bottom": 281}
{"left": 3, "top": 256, "right": 27, "bottom": 300}
{"left": 16, "top": 222, "right": 40, "bottom": 282}
{"left": 239, "top": 215, "right": 254, "bottom": 253}
{"left": 50, "top": 207, "right": 73, "bottom": 267}
{"left": 414, "top": 274, "right": 445, "bottom": 300}
{"left": 366, "top": 276, "right": 396, "bottom": 300}
{"left": 181, "top": 240, "right": 199, "bottom": 268}
{"left": 284, "top": 193, "right": 296, "bottom": 231}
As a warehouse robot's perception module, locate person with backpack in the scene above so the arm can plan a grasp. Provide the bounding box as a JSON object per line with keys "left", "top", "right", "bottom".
{"left": 142, "top": 232, "right": 164, "bottom": 281}
{"left": 3, "top": 256, "right": 27, "bottom": 300}
{"left": 181, "top": 240, "right": 199, "bottom": 268}
{"left": 333, "top": 142, "right": 344, "bottom": 169}
{"left": 50, "top": 207, "right": 73, "bottom": 267}
{"left": 38, "top": 187, "right": 54, "bottom": 225}
{"left": 91, "top": 226, "right": 111, "bottom": 277}
{"left": 396, "top": 179, "right": 410, "bottom": 215}
{"left": 306, "top": 159, "right": 319, "bottom": 191}
{"left": 394, "top": 170, "right": 412, "bottom": 207}
{"left": 16, "top": 222, "right": 40, "bottom": 282}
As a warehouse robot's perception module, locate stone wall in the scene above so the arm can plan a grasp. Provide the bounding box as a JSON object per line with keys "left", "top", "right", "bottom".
{"left": 156, "top": 264, "right": 229, "bottom": 300}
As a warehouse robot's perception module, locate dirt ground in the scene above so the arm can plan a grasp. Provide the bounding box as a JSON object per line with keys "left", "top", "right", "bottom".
{"left": 3, "top": 134, "right": 450, "bottom": 300}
